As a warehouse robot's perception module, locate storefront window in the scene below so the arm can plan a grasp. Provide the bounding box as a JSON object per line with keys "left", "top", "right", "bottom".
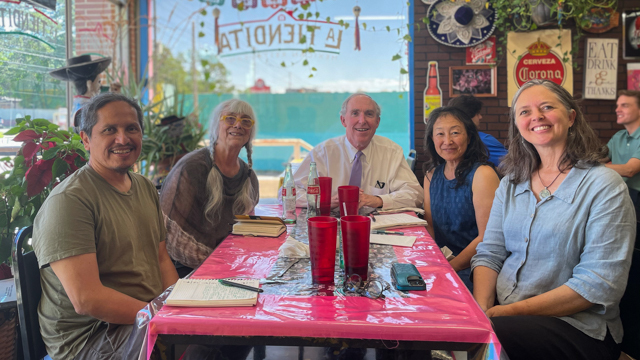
{"left": 0, "top": 0, "right": 69, "bottom": 129}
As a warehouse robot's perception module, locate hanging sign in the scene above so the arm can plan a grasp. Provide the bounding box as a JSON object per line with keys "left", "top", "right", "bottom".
{"left": 466, "top": 36, "right": 496, "bottom": 64}
{"left": 583, "top": 38, "right": 618, "bottom": 100}
{"left": 507, "top": 30, "right": 573, "bottom": 106}
{"left": 217, "top": 8, "right": 343, "bottom": 57}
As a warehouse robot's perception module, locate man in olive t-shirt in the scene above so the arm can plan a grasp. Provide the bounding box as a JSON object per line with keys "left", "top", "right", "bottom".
{"left": 33, "top": 93, "right": 178, "bottom": 360}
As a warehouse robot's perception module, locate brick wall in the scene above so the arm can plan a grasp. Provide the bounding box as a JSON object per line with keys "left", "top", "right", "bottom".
{"left": 413, "top": 0, "right": 637, "bottom": 180}
{"left": 73, "top": 0, "right": 137, "bottom": 81}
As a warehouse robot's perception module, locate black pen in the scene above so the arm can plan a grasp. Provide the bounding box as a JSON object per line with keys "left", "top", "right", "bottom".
{"left": 219, "top": 279, "right": 264, "bottom": 293}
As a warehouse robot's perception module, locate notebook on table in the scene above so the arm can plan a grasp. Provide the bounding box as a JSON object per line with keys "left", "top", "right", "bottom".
{"left": 371, "top": 213, "right": 428, "bottom": 230}
{"left": 166, "top": 278, "right": 260, "bottom": 307}
{"left": 232, "top": 215, "right": 286, "bottom": 237}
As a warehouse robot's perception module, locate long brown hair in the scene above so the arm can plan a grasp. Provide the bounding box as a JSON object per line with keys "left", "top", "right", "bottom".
{"left": 500, "top": 80, "right": 607, "bottom": 184}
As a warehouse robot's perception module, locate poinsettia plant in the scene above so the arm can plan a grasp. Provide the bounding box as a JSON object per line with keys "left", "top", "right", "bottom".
{"left": 0, "top": 116, "right": 87, "bottom": 271}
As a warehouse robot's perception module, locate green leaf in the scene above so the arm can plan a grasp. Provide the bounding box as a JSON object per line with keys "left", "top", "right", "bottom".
{"left": 47, "top": 137, "right": 65, "bottom": 144}
{"left": 306, "top": 25, "right": 316, "bottom": 32}
{"left": 201, "top": 59, "right": 210, "bottom": 67}
{"left": 198, "top": 31, "right": 205, "bottom": 38}
{"left": 33, "top": 119, "right": 51, "bottom": 127}
{"left": 398, "top": 94, "right": 404, "bottom": 99}
{"left": 42, "top": 146, "right": 60, "bottom": 160}
{"left": 403, "top": 34, "right": 412, "bottom": 42}
{"left": 200, "top": 9, "right": 207, "bottom": 15}
{"left": 303, "top": 59, "right": 309, "bottom": 66}
{"left": 13, "top": 155, "right": 24, "bottom": 166}
{"left": 344, "top": 23, "right": 350, "bottom": 29}
{"left": 301, "top": 3, "right": 310, "bottom": 10}
{"left": 52, "top": 158, "right": 69, "bottom": 179}
{"left": 47, "top": 124, "right": 59, "bottom": 131}
{"left": 10, "top": 185, "right": 23, "bottom": 196}
{"left": 74, "top": 155, "right": 86, "bottom": 168}
{"left": 306, "top": 12, "right": 312, "bottom": 19}
{"left": 308, "top": 74, "right": 314, "bottom": 78}
{"left": 386, "top": 26, "right": 391, "bottom": 32}
{"left": 326, "top": 17, "right": 331, "bottom": 22}
{"left": 400, "top": 68, "right": 408, "bottom": 74}
{"left": 298, "top": 14, "right": 304, "bottom": 20}
{"left": 299, "top": 35, "right": 307, "bottom": 44}
{"left": 280, "top": 61, "right": 286, "bottom": 67}
{"left": 338, "top": 20, "right": 344, "bottom": 26}
{"left": 4, "top": 126, "right": 22, "bottom": 136}
{"left": 315, "top": 12, "right": 319, "bottom": 19}
{"left": 391, "top": 54, "right": 402, "bottom": 61}
{"left": 362, "top": 22, "right": 367, "bottom": 30}
{"left": 311, "top": 67, "right": 317, "bottom": 71}
{"left": 200, "top": 21, "right": 204, "bottom": 27}
{"left": 237, "top": 1, "right": 244, "bottom": 10}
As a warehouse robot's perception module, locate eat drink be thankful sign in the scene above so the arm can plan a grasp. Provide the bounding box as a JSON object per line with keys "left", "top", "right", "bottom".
{"left": 583, "top": 38, "right": 619, "bottom": 100}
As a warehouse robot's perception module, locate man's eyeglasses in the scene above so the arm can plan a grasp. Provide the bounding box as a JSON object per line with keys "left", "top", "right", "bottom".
{"left": 221, "top": 115, "right": 255, "bottom": 129}
{"left": 338, "top": 273, "right": 390, "bottom": 300}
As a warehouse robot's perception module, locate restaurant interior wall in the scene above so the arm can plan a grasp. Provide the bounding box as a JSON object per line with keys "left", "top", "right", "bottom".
{"left": 412, "top": 0, "right": 637, "bottom": 184}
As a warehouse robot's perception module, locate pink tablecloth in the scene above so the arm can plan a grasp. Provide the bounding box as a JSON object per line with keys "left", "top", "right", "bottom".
{"left": 144, "top": 205, "right": 502, "bottom": 358}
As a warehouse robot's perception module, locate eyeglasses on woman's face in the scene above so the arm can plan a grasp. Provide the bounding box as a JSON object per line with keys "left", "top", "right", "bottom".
{"left": 221, "top": 114, "right": 255, "bottom": 129}
{"left": 338, "top": 273, "right": 390, "bottom": 300}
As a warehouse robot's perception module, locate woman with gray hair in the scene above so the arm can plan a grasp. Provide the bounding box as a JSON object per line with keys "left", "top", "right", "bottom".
{"left": 160, "top": 99, "right": 260, "bottom": 277}
{"left": 471, "top": 79, "right": 635, "bottom": 360}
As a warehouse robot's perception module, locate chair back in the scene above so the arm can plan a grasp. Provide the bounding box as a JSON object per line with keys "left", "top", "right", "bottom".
{"left": 620, "top": 237, "right": 640, "bottom": 359}
{"left": 406, "top": 149, "right": 416, "bottom": 171}
{"left": 12, "top": 226, "right": 47, "bottom": 360}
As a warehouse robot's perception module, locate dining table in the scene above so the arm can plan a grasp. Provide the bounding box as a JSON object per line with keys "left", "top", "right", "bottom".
{"left": 136, "top": 205, "right": 503, "bottom": 360}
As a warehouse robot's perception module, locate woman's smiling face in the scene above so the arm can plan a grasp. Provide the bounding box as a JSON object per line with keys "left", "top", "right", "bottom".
{"left": 514, "top": 85, "right": 576, "bottom": 151}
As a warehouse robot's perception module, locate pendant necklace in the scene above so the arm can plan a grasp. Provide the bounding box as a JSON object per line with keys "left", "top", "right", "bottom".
{"left": 538, "top": 170, "right": 562, "bottom": 199}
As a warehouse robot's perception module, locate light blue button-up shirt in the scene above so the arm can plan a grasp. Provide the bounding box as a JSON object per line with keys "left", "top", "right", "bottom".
{"left": 471, "top": 164, "right": 635, "bottom": 343}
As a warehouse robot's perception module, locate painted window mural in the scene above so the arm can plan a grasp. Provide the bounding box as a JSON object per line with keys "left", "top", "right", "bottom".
{"left": 0, "top": 0, "right": 68, "bottom": 128}
{"left": 152, "top": 0, "right": 412, "bottom": 185}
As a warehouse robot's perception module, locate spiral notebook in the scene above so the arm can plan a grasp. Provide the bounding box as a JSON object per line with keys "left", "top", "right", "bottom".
{"left": 166, "top": 278, "right": 260, "bottom": 307}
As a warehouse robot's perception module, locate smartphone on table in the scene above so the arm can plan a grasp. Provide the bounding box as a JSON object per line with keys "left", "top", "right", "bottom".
{"left": 390, "top": 262, "right": 426, "bottom": 291}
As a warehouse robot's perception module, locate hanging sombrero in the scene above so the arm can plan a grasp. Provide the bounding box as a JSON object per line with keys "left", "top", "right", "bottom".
{"left": 49, "top": 55, "right": 112, "bottom": 82}
{"left": 427, "top": 0, "right": 496, "bottom": 48}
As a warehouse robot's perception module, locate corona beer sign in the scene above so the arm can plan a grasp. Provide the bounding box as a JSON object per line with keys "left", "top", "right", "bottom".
{"left": 507, "top": 30, "right": 573, "bottom": 106}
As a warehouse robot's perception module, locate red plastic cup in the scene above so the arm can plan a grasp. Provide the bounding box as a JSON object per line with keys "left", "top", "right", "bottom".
{"left": 318, "top": 177, "right": 332, "bottom": 216}
{"left": 307, "top": 216, "right": 338, "bottom": 284}
{"left": 341, "top": 215, "right": 371, "bottom": 281}
{"left": 338, "top": 185, "right": 359, "bottom": 217}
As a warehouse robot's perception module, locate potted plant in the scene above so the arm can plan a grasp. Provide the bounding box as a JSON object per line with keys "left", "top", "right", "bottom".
{"left": 137, "top": 94, "right": 206, "bottom": 185}
{"left": 487, "top": 0, "right": 618, "bottom": 66}
{"left": 0, "top": 116, "right": 87, "bottom": 272}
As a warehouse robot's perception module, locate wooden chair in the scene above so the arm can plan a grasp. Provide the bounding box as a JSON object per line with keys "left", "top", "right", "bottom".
{"left": 12, "top": 226, "right": 48, "bottom": 360}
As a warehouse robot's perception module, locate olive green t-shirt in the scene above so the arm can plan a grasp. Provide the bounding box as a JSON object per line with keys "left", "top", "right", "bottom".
{"left": 33, "top": 165, "right": 166, "bottom": 360}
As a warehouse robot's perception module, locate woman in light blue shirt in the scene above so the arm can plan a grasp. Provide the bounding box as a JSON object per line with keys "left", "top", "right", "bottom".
{"left": 471, "top": 79, "right": 635, "bottom": 360}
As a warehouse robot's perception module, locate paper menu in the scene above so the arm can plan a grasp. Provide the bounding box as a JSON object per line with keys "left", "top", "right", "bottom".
{"left": 370, "top": 234, "right": 417, "bottom": 247}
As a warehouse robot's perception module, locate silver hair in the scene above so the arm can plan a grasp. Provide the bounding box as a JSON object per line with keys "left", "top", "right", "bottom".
{"left": 204, "top": 99, "right": 258, "bottom": 221}
{"left": 339, "top": 93, "right": 381, "bottom": 118}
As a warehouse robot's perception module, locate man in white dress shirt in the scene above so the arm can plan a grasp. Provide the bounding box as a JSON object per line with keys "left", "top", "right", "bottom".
{"left": 292, "top": 93, "right": 423, "bottom": 210}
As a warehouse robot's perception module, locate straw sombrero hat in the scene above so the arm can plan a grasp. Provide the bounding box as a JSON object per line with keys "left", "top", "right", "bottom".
{"left": 49, "top": 55, "right": 112, "bottom": 82}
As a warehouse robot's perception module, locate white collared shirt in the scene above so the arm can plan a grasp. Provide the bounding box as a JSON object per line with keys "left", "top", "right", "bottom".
{"left": 291, "top": 135, "right": 424, "bottom": 209}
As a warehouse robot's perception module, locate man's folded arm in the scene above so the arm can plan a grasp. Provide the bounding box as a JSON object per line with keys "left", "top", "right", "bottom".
{"left": 49, "top": 253, "right": 148, "bottom": 325}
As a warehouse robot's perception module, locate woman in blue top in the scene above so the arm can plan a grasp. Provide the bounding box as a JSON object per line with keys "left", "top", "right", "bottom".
{"left": 423, "top": 107, "right": 500, "bottom": 291}
{"left": 471, "top": 80, "right": 635, "bottom": 360}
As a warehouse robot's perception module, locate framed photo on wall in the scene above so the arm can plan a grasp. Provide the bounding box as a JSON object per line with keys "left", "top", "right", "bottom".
{"left": 449, "top": 66, "right": 497, "bottom": 97}
{"left": 629, "top": 63, "right": 640, "bottom": 90}
{"left": 622, "top": 10, "right": 640, "bottom": 59}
